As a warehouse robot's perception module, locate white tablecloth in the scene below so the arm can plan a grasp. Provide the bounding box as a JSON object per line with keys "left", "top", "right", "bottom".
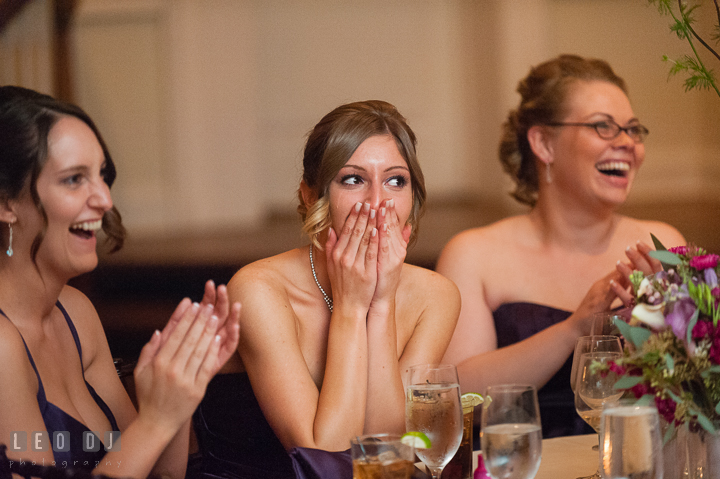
{"left": 473, "top": 433, "right": 599, "bottom": 479}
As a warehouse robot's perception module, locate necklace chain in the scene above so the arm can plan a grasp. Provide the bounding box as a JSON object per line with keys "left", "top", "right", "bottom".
{"left": 309, "top": 243, "right": 333, "bottom": 312}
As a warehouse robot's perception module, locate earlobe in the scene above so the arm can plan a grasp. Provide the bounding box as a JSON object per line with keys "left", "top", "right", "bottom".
{"left": 0, "top": 199, "right": 17, "bottom": 225}
{"left": 299, "top": 180, "right": 318, "bottom": 208}
{"left": 527, "top": 125, "right": 554, "bottom": 167}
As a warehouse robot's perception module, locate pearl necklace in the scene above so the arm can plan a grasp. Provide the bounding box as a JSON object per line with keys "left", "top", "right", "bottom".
{"left": 309, "top": 243, "right": 333, "bottom": 312}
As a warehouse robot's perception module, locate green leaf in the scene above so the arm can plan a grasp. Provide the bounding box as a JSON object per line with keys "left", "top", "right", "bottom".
{"left": 649, "top": 250, "right": 682, "bottom": 265}
{"left": 650, "top": 233, "right": 667, "bottom": 251}
{"left": 695, "top": 412, "right": 717, "bottom": 434}
{"left": 666, "top": 390, "right": 683, "bottom": 404}
{"left": 687, "top": 308, "right": 700, "bottom": 345}
{"left": 615, "top": 319, "right": 652, "bottom": 348}
{"left": 614, "top": 375, "right": 645, "bottom": 389}
{"left": 636, "top": 394, "right": 656, "bottom": 406}
{"left": 716, "top": 400, "right": 720, "bottom": 416}
{"left": 665, "top": 353, "right": 675, "bottom": 372}
{"left": 663, "top": 420, "right": 677, "bottom": 445}
{"left": 630, "top": 327, "right": 652, "bottom": 348}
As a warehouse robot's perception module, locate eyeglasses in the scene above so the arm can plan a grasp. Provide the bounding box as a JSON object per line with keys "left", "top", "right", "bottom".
{"left": 544, "top": 119, "right": 649, "bottom": 144}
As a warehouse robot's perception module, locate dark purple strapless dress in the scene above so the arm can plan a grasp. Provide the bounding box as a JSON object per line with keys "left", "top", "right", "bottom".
{"left": 493, "top": 302, "right": 594, "bottom": 438}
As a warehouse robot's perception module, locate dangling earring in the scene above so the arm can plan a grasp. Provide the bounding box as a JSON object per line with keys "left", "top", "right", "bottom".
{"left": 545, "top": 162, "right": 553, "bottom": 184}
{"left": 6, "top": 222, "right": 14, "bottom": 257}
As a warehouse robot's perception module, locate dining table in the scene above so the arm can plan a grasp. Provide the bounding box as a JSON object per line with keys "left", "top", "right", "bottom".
{"left": 472, "top": 433, "right": 599, "bottom": 479}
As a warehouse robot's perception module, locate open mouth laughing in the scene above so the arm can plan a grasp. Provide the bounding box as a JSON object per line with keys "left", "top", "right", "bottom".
{"left": 69, "top": 219, "right": 102, "bottom": 239}
{"left": 596, "top": 161, "right": 630, "bottom": 178}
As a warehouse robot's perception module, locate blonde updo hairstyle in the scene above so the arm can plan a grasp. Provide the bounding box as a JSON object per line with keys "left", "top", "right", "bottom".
{"left": 297, "top": 100, "right": 426, "bottom": 249}
{"left": 499, "top": 54, "right": 628, "bottom": 206}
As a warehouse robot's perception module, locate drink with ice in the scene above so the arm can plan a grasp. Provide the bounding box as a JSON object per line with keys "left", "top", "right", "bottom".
{"left": 406, "top": 383, "right": 463, "bottom": 469}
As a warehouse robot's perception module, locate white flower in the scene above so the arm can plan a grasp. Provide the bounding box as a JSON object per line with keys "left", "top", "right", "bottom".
{"left": 631, "top": 303, "right": 666, "bottom": 329}
{"left": 637, "top": 277, "right": 656, "bottom": 298}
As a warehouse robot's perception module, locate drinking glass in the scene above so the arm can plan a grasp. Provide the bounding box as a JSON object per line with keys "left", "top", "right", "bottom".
{"left": 574, "top": 351, "right": 624, "bottom": 479}
{"left": 481, "top": 385, "right": 542, "bottom": 479}
{"left": 599, "top": 402, "right": 663, "bottom": 479}
{"left": 351, "top": 433, "right": 416, "bottom": 479}
{"left": 570, "top": 336, "right": 623, "bottom": 394}
{"left": 405, "top": 364, "right": 463, "bottom": 479}
{"left": 591, "top": 311, "right": 624, "bottom": 337}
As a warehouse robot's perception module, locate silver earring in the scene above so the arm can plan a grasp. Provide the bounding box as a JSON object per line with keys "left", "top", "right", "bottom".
{"left": 6, "top": 222, "right": 13, "bottom": 257}
{"left": 545, "top": 163, "right": 553, "bottom": 184}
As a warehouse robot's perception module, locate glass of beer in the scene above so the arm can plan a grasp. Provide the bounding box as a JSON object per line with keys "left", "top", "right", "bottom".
{"left": 351, "top": 433, "right": 415, "bottom": 479}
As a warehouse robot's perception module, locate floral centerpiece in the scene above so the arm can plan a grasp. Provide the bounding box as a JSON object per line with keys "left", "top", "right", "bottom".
{"left": 608, "top": 241, "right": 720, "bottom": 441}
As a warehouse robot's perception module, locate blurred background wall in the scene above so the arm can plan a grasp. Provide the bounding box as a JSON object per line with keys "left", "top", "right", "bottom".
{"left": 1, "top": 0, "right": 719, "bottom": 359}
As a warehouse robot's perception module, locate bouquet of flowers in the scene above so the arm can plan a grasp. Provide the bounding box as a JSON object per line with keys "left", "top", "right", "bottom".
{"left": 608, "top": 242, "right": 720, "bottom": 439}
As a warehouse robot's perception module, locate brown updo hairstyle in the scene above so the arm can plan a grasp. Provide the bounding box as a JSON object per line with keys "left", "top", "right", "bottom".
{"left": 499, "top": 54, "right": 628, "bottom": 206}
{"left": 297, "top": 100, "right": 426, "bottom": 249}
{"left": 0, "top": 86, "right": 125, "bottom": 259}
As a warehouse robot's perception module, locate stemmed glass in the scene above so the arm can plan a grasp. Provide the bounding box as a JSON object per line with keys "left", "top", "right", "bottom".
{"left": 599, "top": 402, "right": 663, "bottom": 479}
{"left": 405, "top": 364, "right": 463, "bottom": 479}
{"left": 570, "top": 336, "right": 623, "bottom": 395}
{"left": 591, "top": 311, "right": 625, "bottom": 337}
{"left": 481, "top": 384, "right": 542, "bottom": 479}
{"left": 574, "top": 351, "right": 624, "bottom": 479}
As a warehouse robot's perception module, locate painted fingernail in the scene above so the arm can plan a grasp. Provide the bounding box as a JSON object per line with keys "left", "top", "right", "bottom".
{"left": 381, "top": 207, "right": 386, "bottom": 217}
{"left": 616, "top": 260, "right": 621, "bottom": 266}
{"left": 355, "top": 202, "right": 362, "bottom": 212}
{"left": 370, "top": 209, "right": 376, "bottom": 219}
{"left": 388, "top": 199, "right": 394, "bottom": 208}
{"left": 383, "top": 224, "right": 388, "bottom": 232}
{"left": 372, "top": 228, "right": 377, "bottom": 237}
{"left": 626, "top": 246, "right": 631, "bottom": 252}
{"left": 363, "top": 202, "right": 370, "bottom": 213}
{"left": 209, "top": 315, "right": 219, "bottom": 326}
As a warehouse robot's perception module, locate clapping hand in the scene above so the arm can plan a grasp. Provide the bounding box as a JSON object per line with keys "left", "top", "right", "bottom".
{"left": 133, "top": 281, "right": 240, "bottom": 432}
{"left": 611, "top": 241, "right": 663, "bottom": 307}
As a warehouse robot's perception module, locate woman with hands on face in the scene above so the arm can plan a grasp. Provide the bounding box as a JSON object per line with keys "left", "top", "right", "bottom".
{"left": 190, "top": 100, "right": 460, "bottom": 479}
{"left": 0, "top": 86, "right": 240, "bottom": 479}
{"left": 436, "top": 55, "right": 686, "bottom": 438}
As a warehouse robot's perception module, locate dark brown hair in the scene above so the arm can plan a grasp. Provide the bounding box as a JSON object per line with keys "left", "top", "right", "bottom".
{"left": 0, "top": 86, "right": 125, "bottom": 259}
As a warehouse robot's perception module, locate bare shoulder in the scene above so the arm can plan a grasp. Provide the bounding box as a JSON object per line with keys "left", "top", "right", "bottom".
{"left": 618, "top": 216, "right": 686, "bottom": 248}
{"left": 0, "top": 318, "right": 37, "bottom": 392}
{"left": 57, "top": 285, "right": 103, "bottom": 332}
{"left": 437, "top": 216, "right": 530, "bottom": 275}
{"left": 400, "top": 264, "right": 460, "bottom": 314}
{"left": 227, "top": 250, "right": 296, "bottom": 305}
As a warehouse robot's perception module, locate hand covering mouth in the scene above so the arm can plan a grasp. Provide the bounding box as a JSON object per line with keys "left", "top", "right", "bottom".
{"left": 69, "top": 219, "right": 102, "bottom": 239}
{"left": 596, "top": 160, "right": 630, "bottom": 178}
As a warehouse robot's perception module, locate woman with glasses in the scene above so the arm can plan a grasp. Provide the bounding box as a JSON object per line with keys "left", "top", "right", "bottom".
{"left": 437, "top": 55, "right": 685, "bottom": 438}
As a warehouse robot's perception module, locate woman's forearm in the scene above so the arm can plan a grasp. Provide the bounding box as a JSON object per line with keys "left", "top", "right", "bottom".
{"left": 456, "top": 319, "right": 577, "bottom": 395}
{"left": 363, "top": 301, "right": 405, "bottom": 434}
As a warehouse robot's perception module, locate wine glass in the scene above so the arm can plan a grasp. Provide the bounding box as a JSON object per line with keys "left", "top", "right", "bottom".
{"left": 570, "top": 335, "right": 623, "bottom": 394}
{"left": 405, "top": 364, "right": 463, "bottom": 479}
{"left": 599, "top": 402, "right": 663, "bottom": 479}
{"left": 591, "top": 311, "right": 625, "bottom": 337}
{"left": 574, "top": 351, "right": 624, "bottom": 479}
{"left": 481, "top": 384, "right": 542, "bottom": 479}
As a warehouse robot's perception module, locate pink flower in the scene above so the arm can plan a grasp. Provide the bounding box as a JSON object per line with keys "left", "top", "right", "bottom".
{"left": 608, "top": 361, "right": 627, "bottom": 375}
{"left": 692, "top": 320, "right": 714, "bottom": 340}
{"left": 712, "top": 287, "right": 720, "bottom": 299}
{"left": 669, "top": 246, "right": 689, "bottom": 255}
{"left": 689, "top": 254, "right": 720, "bottom": 270}
{"left": 655, "top": 396, "right": 679, "bottom": 425}
{"left": 631, "top": 383, "right": 650, "bottom": 398}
